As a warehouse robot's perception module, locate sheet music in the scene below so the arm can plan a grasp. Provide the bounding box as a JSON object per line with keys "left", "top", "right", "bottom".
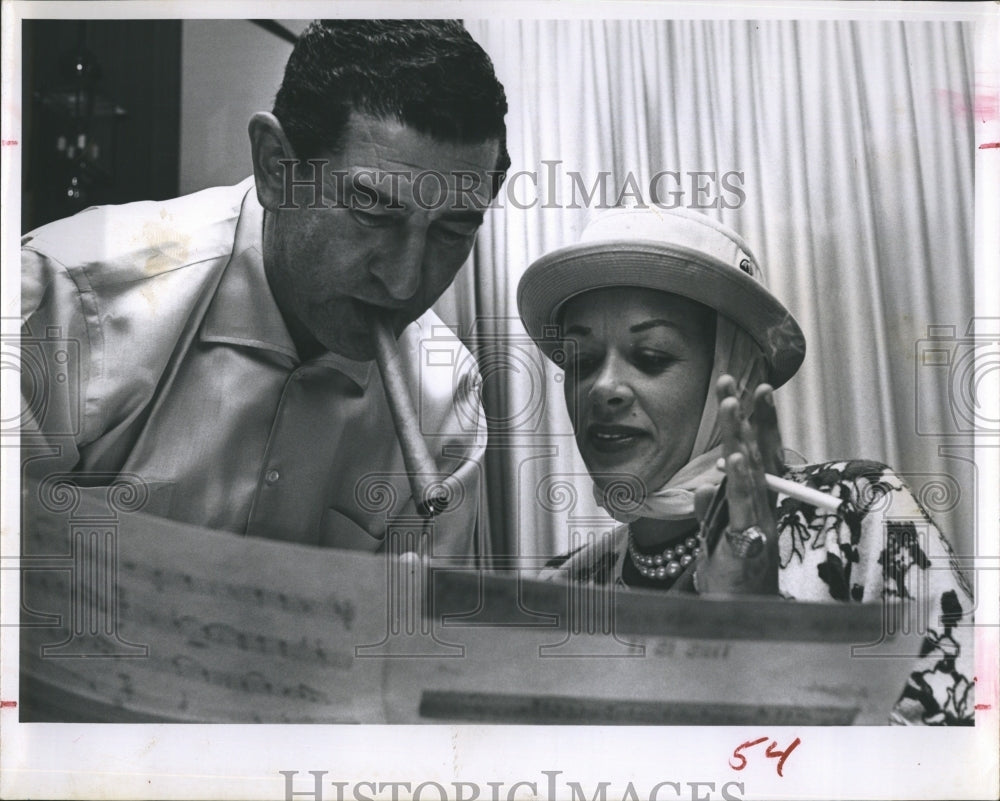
{"left": 20, "top": 488, "right": 917, "bottom": 725}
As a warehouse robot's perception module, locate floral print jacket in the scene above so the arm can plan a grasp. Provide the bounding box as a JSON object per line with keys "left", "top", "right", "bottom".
{"left": 541, "top": 460, "right": 975, "bottom": 725}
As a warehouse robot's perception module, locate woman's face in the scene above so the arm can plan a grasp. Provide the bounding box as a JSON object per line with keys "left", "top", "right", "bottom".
{"left": 561, "top": 288, "right": 716, "bottom": 495}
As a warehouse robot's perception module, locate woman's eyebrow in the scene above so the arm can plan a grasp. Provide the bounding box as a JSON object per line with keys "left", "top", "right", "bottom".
{"left": 629, "top": 319, "right": 681, "bottom": 334}
{"left": 563, "top": 324, "right": 591, "bottom": 336}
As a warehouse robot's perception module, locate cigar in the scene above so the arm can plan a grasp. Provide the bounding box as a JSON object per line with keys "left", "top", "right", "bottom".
{"left": 715, "top": 458, "right": 843, "bottom": 512}
{"left": 372, "top": 316, "right": 448, "bottom": 517}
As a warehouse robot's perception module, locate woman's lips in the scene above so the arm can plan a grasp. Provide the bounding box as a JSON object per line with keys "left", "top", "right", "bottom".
{"left": 585, "top": 424, "right": 649, "bottom": 454}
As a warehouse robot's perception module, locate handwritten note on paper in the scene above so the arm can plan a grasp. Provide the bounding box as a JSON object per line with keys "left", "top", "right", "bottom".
{"left": 20, "top": 486, "right": 391, "bottom": 722}
{"left": 19, "top": 486, "right": 919, "bottom": 724}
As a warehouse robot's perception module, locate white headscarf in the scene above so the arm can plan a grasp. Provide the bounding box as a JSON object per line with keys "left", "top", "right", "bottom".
{"left": 594, "top": 314, "right": 769, "bottom": 522}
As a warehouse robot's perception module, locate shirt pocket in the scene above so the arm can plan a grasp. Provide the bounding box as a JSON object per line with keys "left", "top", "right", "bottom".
{"left": 318, "top": 506, "right": 381, "bottom": 551}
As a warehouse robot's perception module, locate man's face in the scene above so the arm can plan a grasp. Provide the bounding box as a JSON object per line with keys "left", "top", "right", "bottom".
{"left": 263, "top": 113, "right": 499, "bottom": 361}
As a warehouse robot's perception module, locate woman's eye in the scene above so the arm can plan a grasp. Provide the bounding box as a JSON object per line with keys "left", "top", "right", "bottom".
{"left": 633, "top": 349, "right": 675, "bottom": 372}
{"left": 570, "top": 353, "right": 600, "bottom": 377}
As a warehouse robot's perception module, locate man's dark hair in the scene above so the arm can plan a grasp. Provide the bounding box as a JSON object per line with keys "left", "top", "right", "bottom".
{"left": 273, "top": 20, "right": 510, "bottom": 197}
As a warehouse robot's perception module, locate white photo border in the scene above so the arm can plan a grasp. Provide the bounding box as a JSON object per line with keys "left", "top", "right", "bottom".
{"left": 2, "top": 2, "right": 997, "bottom": 800}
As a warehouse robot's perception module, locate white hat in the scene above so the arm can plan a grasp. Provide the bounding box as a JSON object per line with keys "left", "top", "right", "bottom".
{"left": 516, "top": 206, "right": 806, "bottom": 387}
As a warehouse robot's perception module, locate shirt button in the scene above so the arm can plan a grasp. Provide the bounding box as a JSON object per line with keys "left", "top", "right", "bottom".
{"left": 265, "top": 469, "right": 280, "bottom": 485}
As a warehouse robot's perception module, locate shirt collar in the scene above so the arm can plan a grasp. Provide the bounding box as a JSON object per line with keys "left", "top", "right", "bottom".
{"left": 200, "top": 179, "right": 374, "bottom": 389}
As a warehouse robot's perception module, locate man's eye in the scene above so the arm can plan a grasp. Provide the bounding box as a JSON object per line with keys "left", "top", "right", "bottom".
{"left": 351, "top": 208, "right": 394, "bottom": 228}
{"left": 430, "top": 223, "right": 477, "bottom": 244}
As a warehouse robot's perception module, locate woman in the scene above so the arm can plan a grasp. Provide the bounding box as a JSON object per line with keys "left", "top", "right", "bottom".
{"left": 516, "top": 206, "right": 974, "bottom": 725}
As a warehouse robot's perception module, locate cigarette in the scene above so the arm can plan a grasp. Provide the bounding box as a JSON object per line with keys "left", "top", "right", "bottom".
{"left": 372, "top": 316, "right": 448, "bottom": 517}
{"left": 715, "top": 458, "right": 843, "bottom": 512}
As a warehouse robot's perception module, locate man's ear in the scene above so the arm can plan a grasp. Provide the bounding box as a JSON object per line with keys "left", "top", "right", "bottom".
{"left": 248, "top": 112, "right": 296, "bottom": 211}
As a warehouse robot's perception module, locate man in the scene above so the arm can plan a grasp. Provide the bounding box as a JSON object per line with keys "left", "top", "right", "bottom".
{"left": 20, "top": 20, "right": 510, "bottom": 556}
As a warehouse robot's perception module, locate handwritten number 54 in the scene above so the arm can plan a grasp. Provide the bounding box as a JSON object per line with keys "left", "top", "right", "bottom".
{"left": 729, "top": 736, "right": 801, "bottom": 777}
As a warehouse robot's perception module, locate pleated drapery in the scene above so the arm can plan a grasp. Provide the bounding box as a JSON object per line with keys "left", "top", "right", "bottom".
{"left": 434, "top": 20, "right": 976, "bottom": 562}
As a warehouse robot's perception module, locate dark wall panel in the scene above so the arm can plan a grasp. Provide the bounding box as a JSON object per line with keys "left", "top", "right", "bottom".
{"left": 22, "top": 20, "right": 182, "bottom": 232}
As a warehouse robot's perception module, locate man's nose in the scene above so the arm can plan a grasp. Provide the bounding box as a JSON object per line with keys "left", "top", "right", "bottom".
{"left": 369, "top": 227, "right": 426, "bottom": 302}
{"left": 589, "top": 356, "right": 634, "bottom": 411}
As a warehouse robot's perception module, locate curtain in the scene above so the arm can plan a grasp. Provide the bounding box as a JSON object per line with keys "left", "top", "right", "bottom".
{"left": 435, "top": 19, "right": 976, "bottom": 564}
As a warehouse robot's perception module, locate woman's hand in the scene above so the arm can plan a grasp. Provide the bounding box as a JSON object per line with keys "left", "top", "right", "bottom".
{"left": 693, "top": 375, "right": 783, "bottom": 595}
